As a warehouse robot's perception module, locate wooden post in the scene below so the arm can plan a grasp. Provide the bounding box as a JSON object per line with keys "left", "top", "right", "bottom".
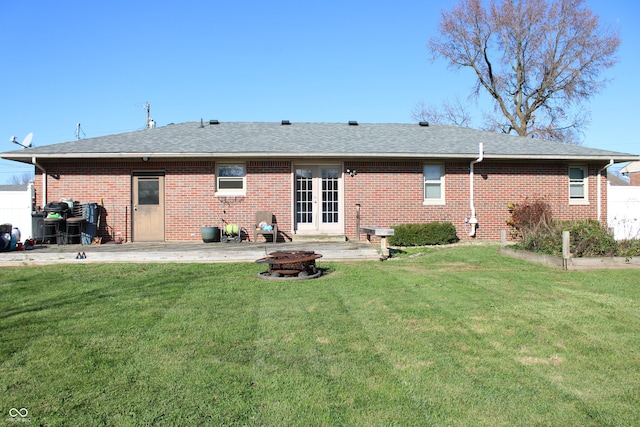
{"left": 356, "top": 204, "right": 361, "bottom": 240}
{"left": 562, "top": 231, "right": 570, "bottom": 270}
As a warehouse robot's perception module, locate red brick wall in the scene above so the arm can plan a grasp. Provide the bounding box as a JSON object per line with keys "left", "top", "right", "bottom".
{"left": 630, "top": 172, "right": 640, "bottom": 186}
{"left": 205, "top": 161, "right": 292, "bottom": 242}
{"left": 344, "top": 160, "right": 608, "bottom": 241}
{"left": 33, "top": 158, "right": 609, "bottom": 242}
{"left": 33, "top": 159, "right": 292, "bottom": 242}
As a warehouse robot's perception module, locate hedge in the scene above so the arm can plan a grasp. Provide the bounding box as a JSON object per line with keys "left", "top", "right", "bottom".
{"left": 389, "top": 222, "right": 459, "bottom": 246}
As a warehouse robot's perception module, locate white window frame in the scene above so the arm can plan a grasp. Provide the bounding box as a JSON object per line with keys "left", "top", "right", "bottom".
{"left": 216, "top": 163, "right": 246, "bottom": 196}
{"left": 569, "top": 165, "right": 588, "bottom": 205}
{"left": 423, "top": 163, "right": 445, "bottom": 205}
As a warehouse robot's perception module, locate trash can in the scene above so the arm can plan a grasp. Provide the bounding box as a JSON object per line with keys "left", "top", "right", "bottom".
{"left": 0, "top": 224, "right": 11, "bottom": 252}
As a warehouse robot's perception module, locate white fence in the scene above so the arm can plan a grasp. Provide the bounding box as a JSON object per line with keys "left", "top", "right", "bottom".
{"left": 0, "top": 183, "right": 34, "bottom": 239}
{"left": 608, "top": 183, "right": 640, "bottom": 240}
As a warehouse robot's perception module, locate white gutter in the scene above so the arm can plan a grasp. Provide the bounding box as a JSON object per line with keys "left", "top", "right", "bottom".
{"left": 32, "top": 157, "right": 47, "bottom": 209}
{"left": 4, "top": 152, "right": 639, "bottom": 162}
{"left": 468, "top": 142, "right": 484, "bottom": 237}
{"left": 597, "top": 159, "right": 614, "bottom": 222}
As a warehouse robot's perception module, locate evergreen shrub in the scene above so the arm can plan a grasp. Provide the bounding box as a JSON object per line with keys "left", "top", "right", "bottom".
{"left": 389, "top": 222, "right": 458, "bottom": 246}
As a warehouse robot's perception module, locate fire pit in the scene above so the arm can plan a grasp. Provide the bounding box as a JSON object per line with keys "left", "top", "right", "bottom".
{"left": 256, "top": 250, "right": 323, "bottom": 280}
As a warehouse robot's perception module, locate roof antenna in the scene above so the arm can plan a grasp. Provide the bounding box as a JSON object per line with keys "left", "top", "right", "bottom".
{"left": 75, "top": 123, "right": 86, "bottom": 140}
{"left": 144, "top": 102, "right": 156, "bottom": 129}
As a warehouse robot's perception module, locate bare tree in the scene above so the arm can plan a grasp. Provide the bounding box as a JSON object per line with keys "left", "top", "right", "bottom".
{"left": 411, "top": 98, "right": 473, "bottom": 127}
{"left": 428, "top": 0, "right": 620, "bottom": 142}
{"left": 9, "top": 172, "right": 35, "bottom": 185}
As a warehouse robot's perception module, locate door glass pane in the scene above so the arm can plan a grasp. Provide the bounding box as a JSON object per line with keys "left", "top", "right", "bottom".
{"left": 138, "top": 179, "right": 159, "bottom": 205}
{"left": 296, "top": 169, "right": 313, "bottom": 223}
{"left": 321, "top": 168, "right": 339, "bottom": 223}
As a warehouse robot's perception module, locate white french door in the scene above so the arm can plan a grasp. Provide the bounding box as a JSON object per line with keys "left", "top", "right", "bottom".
{"left": 294, "top": 165, "right": 343, "bottom": 234}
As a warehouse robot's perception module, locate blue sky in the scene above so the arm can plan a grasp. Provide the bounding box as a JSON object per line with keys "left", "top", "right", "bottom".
{"left": 1, "top": 0, "right": 638, "bottom": 183}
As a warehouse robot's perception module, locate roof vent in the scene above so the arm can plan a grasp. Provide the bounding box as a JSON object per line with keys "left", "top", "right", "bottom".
{"left": 209, "top": 120, "right": 219, "bottom": 125}
{"left": 281, "top": 120, "right": 291, "bottom": 125}
{"left": 419, "top": 121, "right": 429, "bottom": 127}
{"left": 348, "top": 121, "right": 358, "bottom": 126}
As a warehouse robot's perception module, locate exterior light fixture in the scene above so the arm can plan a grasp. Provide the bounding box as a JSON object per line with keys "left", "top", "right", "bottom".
{"left": 346, "top": 168, "right": 357, "bottom": 177}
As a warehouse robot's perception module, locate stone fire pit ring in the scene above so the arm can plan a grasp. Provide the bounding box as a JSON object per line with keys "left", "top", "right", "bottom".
{"left": 256, "top": 250, "right": 323, "bottom": 280}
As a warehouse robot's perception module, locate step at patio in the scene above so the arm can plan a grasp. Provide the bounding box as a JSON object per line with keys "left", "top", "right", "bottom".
{"left": 291, "top": 234, "right": 347, "bottom": 243}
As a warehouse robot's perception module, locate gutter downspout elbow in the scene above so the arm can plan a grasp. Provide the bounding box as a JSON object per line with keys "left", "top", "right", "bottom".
{"left": 597, "top": 159, "right": 614, "bottom": 223}
{"left": 32, "top": 157, "right": 47, "bottom": 209}
{"left": 469, "top": 142, "right": 484, "bottom": 237}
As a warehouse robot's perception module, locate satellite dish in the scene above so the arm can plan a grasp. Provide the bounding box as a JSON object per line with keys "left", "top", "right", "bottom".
{"left": 10, "top": 132, "right": 33, "bottom": 149}
{"left": 22, "top": 132, "right": 33, "bottom": 148}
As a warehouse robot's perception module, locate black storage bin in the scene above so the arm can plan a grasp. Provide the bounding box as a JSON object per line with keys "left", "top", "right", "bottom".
{"left": 44, "top": 202, "right": 69, "bottom": 215}
{"left": 81, "top": 203, "right": 100, "bottom": 244}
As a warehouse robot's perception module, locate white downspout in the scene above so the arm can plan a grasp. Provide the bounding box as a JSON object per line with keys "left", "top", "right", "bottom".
{"left": 597, "top": 159, "right": 614, "bottom": 222}
{"left": 468, "top": 142, "right": 484, "bottom": 237}
{"left": 32, "top": 156, "right": 47, "bottom": 209}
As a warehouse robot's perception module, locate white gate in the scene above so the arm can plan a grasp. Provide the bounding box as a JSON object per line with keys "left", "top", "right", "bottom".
{"left": 608, "top": 183, "right": 640, "bottom": 240}
{"left": 0, "top": 183, "right": 34, "bottom": 240}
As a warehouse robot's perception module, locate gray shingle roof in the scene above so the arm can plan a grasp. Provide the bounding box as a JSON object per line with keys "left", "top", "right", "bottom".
{"left": 0, "top": 184, "right": 29, "bottom": 191}
{"left": 2, "top": 121, "right": 638, "bottom": 163}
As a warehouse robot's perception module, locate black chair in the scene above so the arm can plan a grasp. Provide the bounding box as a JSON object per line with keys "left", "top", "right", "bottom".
{"left": 43, "top": 216, "right": 65, "bottom": 244}
{"left": 42, "top": 202, "right": 70, "bottom": 245}
{"left": 65, "top": 203, "right": 86, "bottom": 245}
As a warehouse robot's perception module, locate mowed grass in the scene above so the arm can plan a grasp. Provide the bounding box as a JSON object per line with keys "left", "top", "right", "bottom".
{"left": 1, "top": 246, "right": 638, "bottom": 426}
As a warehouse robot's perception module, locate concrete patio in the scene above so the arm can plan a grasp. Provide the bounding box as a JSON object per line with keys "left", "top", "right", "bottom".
{"left": 0, "top": 240, "right": 382, "bottom": 266}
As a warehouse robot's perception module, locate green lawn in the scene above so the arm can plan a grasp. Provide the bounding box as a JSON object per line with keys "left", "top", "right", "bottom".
{"left": 1, "top": 246, "right": 638, "bottom": 426}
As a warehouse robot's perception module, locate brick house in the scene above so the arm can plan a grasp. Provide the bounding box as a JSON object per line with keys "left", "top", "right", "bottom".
{"left": 620, "top": 161, "right": 640, "bottom": 186}
{"left": 2, "top": 121, "right": 638, "bottom": 243}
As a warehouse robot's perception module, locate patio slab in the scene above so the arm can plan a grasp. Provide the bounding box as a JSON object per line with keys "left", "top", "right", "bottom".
{"left": 0, "top": 241, "right": 381, "bottom": 266}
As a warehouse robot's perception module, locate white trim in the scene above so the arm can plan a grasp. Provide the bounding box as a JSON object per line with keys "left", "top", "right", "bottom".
{"left": 423, "top": 163, "right": 445, "bottom": 205}
{"left": 292, "top": 163, "right": 344, "bottom": 234}
{"left": 215, "top": 163, "right": 246, "bottom": 196}
{"left": 569, "top": 164, "right": 588, "bottom": 205}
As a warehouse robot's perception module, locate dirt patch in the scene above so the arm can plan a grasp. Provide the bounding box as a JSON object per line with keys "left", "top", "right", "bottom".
{"left": 430, "top": 262, "right": 482, "bottom": 272}
{"left": 394, "top": 360, "right": 434, "bottom": 370}
{"left": 519, "top": 355, "right": 563, "bottom": 366}
{"left": 405, "top": 318, "right": 445, "bottom": 333}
